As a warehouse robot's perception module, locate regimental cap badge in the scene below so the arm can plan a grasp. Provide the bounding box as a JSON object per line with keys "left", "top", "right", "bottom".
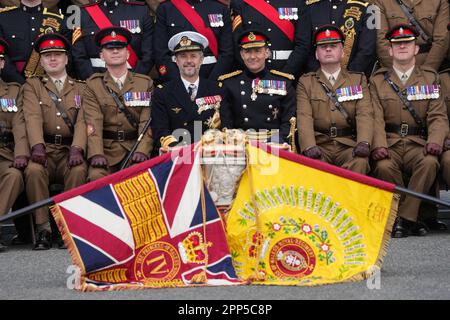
{"left": 111, "top": 31, "right": 117, "bottom": 38}
{"left": 248, "top": 32, "right": 256, "bottom": 41}
{"left": 325, "top": 29, "right": 330, "bottom": 37}
{"left": 399, "top": 27, "right": 404, "bottom": 35}
{"left": 180, "top": 36, "right": 192, "bottom": 47}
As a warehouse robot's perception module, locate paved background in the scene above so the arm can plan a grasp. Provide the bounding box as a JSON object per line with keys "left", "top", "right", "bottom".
{"left": 0, "top": 229, "right": 449, "bottom": 300}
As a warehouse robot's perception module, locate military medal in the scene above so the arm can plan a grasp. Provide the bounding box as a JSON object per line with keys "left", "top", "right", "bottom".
{"left": 256, "top": 80, "right": 287, "bottom": 96}
{"left": 196, "top": 95, "right": 222, "bottom": 114}
{"left": 135, "top": 20, "right": 141, "bottom": 33}
{"left": 0, "top": 99, "right": 7, "bottom": 112}
{"left": 336, "top": 85, "right": 363, "bottom": 102}
{"left": 251, "top": 79, "right": 260, "bottom": 101}
{"left": 12, "top": 99, "right": 18, "bottom": 112}
{"left": 74, "top": 95, "right": 81, "bottom": 109}
{"left": 6, "top": 98, "right": 13, "bottom": 112}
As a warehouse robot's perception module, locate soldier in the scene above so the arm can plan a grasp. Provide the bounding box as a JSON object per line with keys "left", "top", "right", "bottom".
{"left": 373, "top": 0, "right": 449, "bottom": 71}
{"left": 0, "top": 39, "right": 29, "bottom": 252}
{"left": 230, "top": 0, "right": 310, "bottom": 76}
{"left": 297, "top": 25, "right": 373, "bottom": 174}
{"left": 219, "top": 30, "right": 296, "bottom": 144}
{"left": 22, "top": 33, "right": 87, "bottom": 250}
{"left": 296, "top": 0, "right": 376, "bottom": 76}
{"left": 370, "top": 24, "right": 448, "bottom": 238}
{"left": 83, "top": 27, "right": 153, "bottom": 181}
{"left": 154, "top": 0, "right": 234, "bottom": 83}
{"left": 152, "top": 32, "right": 222, "bottom": 151}
{"left": 72, "top": 0, "right": 154, "bottom": 80}
{"left": 0, "top": 0, "right": 67, "bottom": 84}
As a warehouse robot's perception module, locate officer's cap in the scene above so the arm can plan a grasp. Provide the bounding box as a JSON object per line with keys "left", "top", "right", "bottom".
{"left": 238, "top": 30, "right": 270, "bottom": 49}
{"left": 168, "top": 31, "right": 208, "bottom": 54}
{"left": 0, "top": 38, "right": 8, "bottom": 59}
{"left": 385, "top": 24, "right": 419, "bottom": 43}
{"left": 95, "top": 27, "right": 132, "bottom": 49}
{"left": 313, "top": 25, "right": 345, "bottom": 47}
{"left": 34, "top": 33, "right": 70, "bottom": 54}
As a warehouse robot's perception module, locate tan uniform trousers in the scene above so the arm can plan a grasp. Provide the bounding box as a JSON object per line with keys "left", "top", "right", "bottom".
{"left": 318, "top": 140, "right": 370, "bottom": 175}
{"left": 373, "top": 140, "right": 439, "bottom": 222}
{"left": 440, "top": 150, "right": 450, "bottom": 186}
{"left": 24, "top": 147, "right": 87, "bottom": 225}
{"left": 88, "top": 164, "right": 121, "bottom": 182}
{"left": 0, "top": 159, "right": 24, "bottom": 217}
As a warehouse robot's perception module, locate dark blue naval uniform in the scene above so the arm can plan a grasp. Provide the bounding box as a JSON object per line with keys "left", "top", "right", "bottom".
{"left": 219, "top": 68, "right": 296, "bottom": 143}
{"left": 230, "top": 0, "right": 310, "bottom": 77}
{"left": 151, "top": 75, "right": 224, "bottom": 149}
{"left": 154, "top": 0, "right": 234, "bottom": 83}
{"left": 0, "top": 3, "right": 67, "bottom": 84}
{"left": 298, "top": 0, "right": 376, "bottom": 75}
{"left": 72, "top": 0, "right": 154, "bottom": 80}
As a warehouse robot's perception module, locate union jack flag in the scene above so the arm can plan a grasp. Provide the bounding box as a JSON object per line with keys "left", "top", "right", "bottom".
{"left": 51, "top": 144, "right": 240, "bottom": 291}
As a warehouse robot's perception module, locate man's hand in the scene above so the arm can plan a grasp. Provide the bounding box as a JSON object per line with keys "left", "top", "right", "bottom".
{"left": 303, "top": 146, "right": 322, "bottom": 159}
{"left": 353, "top": 142, "right": 370, "bottom": 157}
{"left": 131, "top": 152, "right": 148, "bottom": 163}
{"left": 31, "top": 143, "right": 47, "bottom": 166}
{"left": 11, "top": 156, "right": 28, "bottom": 170}
{"left": 68, "top": 146, "right": 84, "bottom": 168}
{"left": 424, "top": 143, "right": 442, "bottom": 156}
{"left": 444, "top": 138, "right": 450, "bottom": 151}
{"left": 90, "top": 155, "right": 108, "bottom": 168}
{"left": 371, "top": 147, "right": 390, "bottom": 161}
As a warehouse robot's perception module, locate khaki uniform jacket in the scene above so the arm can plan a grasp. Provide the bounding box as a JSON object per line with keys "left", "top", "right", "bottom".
{"left": 0, "top": 80, "right": 28, "bottom": 161}
{"left": 373, "top": 0, "right": 449, "bottom": 70}
{"left": 370, "top": 66, "right": 448, "bottom": 149}
{"left": 83, "top": 71, "right": 153, "bottom": 166}
{"left": 297, "top": 69, "right": 373, "bottom": 151}
{"left": 440, "top": 69, "right": 450, "bottom": 138}
{"left": 21, "top": 76, "right": 87, "bottom": 152}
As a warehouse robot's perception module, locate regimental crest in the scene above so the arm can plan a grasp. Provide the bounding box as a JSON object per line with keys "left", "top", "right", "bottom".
{"left": 178, "top": 232, "right": 212, "bottom": 264}
{"left": 325, "top": 29, "right": 331, "bottom": 37}
{"left": 111, "top": 31, "right": 117, "bottom": 38}
{"left": 180, "top": 36, "right": 192, "bottom": 47}
{"left": 248, "top": 32, "right": 256, "bottom": 41}
{"left": 399, "top": 27, "right": 404, "bottom": 35}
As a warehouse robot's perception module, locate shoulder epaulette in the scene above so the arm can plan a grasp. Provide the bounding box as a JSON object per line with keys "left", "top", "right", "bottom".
{"left": 439, "top": 68, "right": 450, "bottom": 75}
{"left": 0, "top": 6, "right": 17, "bottom": 13}
{"left": 305, "top": 0, "right": 321, "bottom": 5}
{"left": 347, "top": 0, "right": 369, "bottom": 8}
{"left": 7, "top": 82, "right": 21, "bottom": 89}
{"left": 373, "top": 67, "right": 389, "bottom": 77}
{"left": 87, "top": 73, "right": 104, "bottom": 82}
{"left": 133, "top": 73, "right": 151, "bottom": 81}
{"left": 218, "top": 70, "right": 242, "bottom": 81}
{"left": 122, "top": 0, "right": 146, "bottom": 5}
{"left": 420, "top": 65, "right": 439, "bottom": 75}
{"left": 270, "top": 70, "right": 295, "bottom": 80}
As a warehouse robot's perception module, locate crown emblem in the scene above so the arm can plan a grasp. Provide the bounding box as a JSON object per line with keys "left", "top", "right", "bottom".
{"left": 248, "top": 32, "right": 256, "bottom": 41}
{"left": 178, "top": 232, "right": 212, "bottom": 264}
{"left": 180, "top": 36, "right": 192, "bottom": 47}
{"left": 325, "top": 29, "right": 331, "bottom": 37}
{"left": 399, "top": 27, "right": 404, "bottom": 35}
{"left": 111, "top": 31, "right": 117, "bottom": 38}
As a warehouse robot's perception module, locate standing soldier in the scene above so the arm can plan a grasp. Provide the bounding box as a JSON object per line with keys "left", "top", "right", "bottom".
{"left": 72, "top": 0, "right": 154, "bottom": 80}
{"left": 370, "top": 25, "right": 448, "bottom": 238}
{"left": 154, "top": 0, "right": 234, "bottom": 83}
{"left": 152, "top": 32, "right": 223, "bottom": 151}
{"left": 297, "top": 0, "right": 376, "bottom": 75}
{"left": 219, "top": 30, "right": 296, "bottom": 144}
{"left": 0, "top": 0, "right": 66, "bottom": 84}
{"left": 0, "top": 39, "right": 29, "bottom": 252}
{"left": 230, "top": 0, "right": 310, "bottom": 76}
{"left": 373, "top": 0, "right": 449, "bottom": 71}
{"left": 22, "top": 33, "right": 87, "bottom": 250}
{"left": 297, "top": 25, "right": 373, "bottom": 174}
{"left": 83, "top": 27, "right": 153, "bottom": 181}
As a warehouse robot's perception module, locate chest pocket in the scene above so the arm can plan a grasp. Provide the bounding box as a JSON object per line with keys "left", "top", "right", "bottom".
{"left": 416, "top": 11, "right": 436, "bottom": 35}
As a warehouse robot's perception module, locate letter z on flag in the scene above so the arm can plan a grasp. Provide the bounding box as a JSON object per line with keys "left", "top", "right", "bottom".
{"left": 51, "top": 144, "right": 241, "bottom": 291}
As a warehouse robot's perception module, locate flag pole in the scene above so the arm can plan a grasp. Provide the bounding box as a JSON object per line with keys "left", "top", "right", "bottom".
{"left": 394, "top": 186, "right": 450, "bottom": 208}
{"left": 0, "top": 198, "right": 55, "bottom": 223}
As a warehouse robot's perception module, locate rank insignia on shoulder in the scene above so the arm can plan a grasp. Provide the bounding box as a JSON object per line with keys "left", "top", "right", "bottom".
{"left": 336, "top": 85, "right": 363, "bottom": 102}
{"left": 305, "top": 0, "right": 321, "bottom": 5}
{"left": 406, "top": 84, "right": 440, "bottom": 101}
{"left": 270, "top": 70, "right": 295, "bottom": 80}
{"left": 218, "top": 70, "right": 242, "bottom": 81}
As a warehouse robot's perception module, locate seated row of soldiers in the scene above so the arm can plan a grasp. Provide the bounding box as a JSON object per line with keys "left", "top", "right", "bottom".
{"left": 0, "top": 23, "right": 449, "bottom": 252}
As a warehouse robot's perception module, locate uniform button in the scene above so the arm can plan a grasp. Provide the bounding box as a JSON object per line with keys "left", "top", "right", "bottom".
{"left": 91, "top": 31, "right": 95, "bottom": 35}
{"left": 171, "top": 23, "right": 175, "bottom": 27}
{"left": 268, "top": 59, "right": 272, "bottom": 63}
{"left": 12, "top": 35, "right": 15, "bottom": 39}
{"left": 183, "top": 122, "right": 188, "bottom": 126}
{"left": 31, "top": 28, "right": 35, "bottom": 31}
{"left": 191, "top": 6, "right": 194, "bottom": 8}
{"left": 56, "top": 112, "right": 61, "bottom": 116}
{"left": 241, "top": 91, "right": 245, "bottom": 95}
{"left": 243, "top": 104, "right": 247, "bottom": 109}
{"left": 267, "top": 117, "right": 271, "bottom": 122}
{"left": 268, "top": 105, "right": 273, "bottom": 109}
{"left": 57, "top": 98, "right": 62, "bottom": 102}
{"left": 118, "top": 122, "right": 122, "bottom": 126}
{"left": 267, "top": 28, "right": 271, "bottom": 32}
{"left": 248, "top": 21, "right": 252, "bottom": 24}
{"left": 333, "top": 5, "right": 337, "bottom": 9}
{"left": 332, "top": 21, "right": 336, "bottom": 24}
{"left": 56, "top": 126, "right": 61, "bottom": 130}
{"left": 240, "top": 80, "right": 245, "bottom": 85}
{"left": 109, "top": 10, "right": 113, "bottom": 14}
{"left": 31, "top": 42, "right": 34, "bottom": 46}
{"left": 244, "top": 118, "right": 249, "bottom": 122}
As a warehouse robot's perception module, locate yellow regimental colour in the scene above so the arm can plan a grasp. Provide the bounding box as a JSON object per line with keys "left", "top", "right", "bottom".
{"left": 226, "top": 144, "right": 398, "bottom": 286}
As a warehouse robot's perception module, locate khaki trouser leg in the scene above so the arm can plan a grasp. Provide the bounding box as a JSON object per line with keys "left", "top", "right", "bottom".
{"left": 440, "top": 150, "right": 450, "bottom": 186}
{"left": 0, "top": 160, "right": 24, "bottom": 216}
{"left": 319, "top": 141, "right": 369, "bottom": 174}
{"left": 24, "top": 161, "right": 49, "bottom": 226}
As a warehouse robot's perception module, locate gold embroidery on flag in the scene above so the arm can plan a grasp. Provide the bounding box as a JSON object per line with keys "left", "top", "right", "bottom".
{"left": 114, "top": 172, "right": 167, "bottom": 249}
{"left": 88, "top": 269, "right": 127, "bottom": 283}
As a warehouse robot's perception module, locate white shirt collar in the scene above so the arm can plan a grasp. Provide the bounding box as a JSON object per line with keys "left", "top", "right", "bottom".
{"left": 393, "top": 65, "right": 415, "bottom": 83}
{"left": 321, "top": 68, "right": 341, "bottom": 84}
{"left": 181, "top": 76, "right": 200, "bottom": 93}
{"left": 49, "top": 74, "right": 67, "bottom": 86}
{"left": 111, "top": 72, "right": 128, "bottom": 86}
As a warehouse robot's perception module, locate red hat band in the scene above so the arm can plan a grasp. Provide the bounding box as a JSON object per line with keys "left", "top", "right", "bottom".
{"left": 240, "top": 33, "right": 267, "bottom": 45}
{"left": 40, "top": 39, "right": 66, "bottom": 51}
{"left": 316, "top": 30, "right": 342, "bottom": 44}
{"left": 391, "top": 27, "right": 415, "bottom": 39}
{"left": 100, "top": 34, "right": 127, "bottom": 46}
